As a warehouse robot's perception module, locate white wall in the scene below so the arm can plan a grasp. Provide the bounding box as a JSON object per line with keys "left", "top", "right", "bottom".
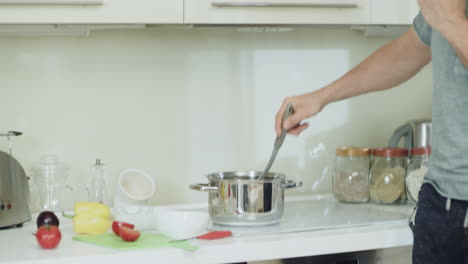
{"left": 0, "top": 26, "right": 432, "bottom": 206}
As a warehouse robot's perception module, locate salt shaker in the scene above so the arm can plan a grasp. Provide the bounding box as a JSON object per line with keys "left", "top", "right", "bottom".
{"left": 88, "top": 159, "right": 107, "bottom": 204}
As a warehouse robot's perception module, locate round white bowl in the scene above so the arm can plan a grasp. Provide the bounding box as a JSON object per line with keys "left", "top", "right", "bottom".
{"left": 154, "top": 210, "right": 209, "bottom": 239}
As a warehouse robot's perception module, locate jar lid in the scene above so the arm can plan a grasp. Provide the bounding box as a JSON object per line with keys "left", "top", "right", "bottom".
{"left": 372, "top": 148, "right": 408, "bottom": 157}
{"left": 336, "top": 146, "right": 371, "bottom": 157}
{"left": 411, "top": 146, "right": 431, "bottom": 156}
{"left": 31, "top": 155, "right": 69, "bottom": 180}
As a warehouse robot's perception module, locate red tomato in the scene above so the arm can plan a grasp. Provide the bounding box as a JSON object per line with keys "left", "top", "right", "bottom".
{"left": 36, "top": 225, "right": 61, "bottom": 249}
{"left": 112, "top": 221, "right": 135, "bottom": 236}
{"left": 119, "top": 226, "right": 140, "bottom": 242}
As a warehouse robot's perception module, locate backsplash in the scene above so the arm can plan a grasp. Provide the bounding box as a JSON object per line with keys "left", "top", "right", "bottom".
{"left": 0, "top": 26, "right": 432, "bottom": 205}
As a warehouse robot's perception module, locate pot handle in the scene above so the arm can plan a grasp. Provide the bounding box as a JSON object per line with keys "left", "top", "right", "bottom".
{"left": 189, "top": 183, "right": 219, "bottom": 192}
{"left": 282, "top": 180, "right": 303, "bottom": 189}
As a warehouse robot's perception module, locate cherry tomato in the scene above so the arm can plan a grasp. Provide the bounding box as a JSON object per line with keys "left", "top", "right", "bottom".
{"left": 112, "top": 221, "right": 135, "bottom": 236}
{"left": 36, "top": 225, "right": 61, "bottom": 249}
{"left": 119, "top": 226, "right": 140, "bottom": 242}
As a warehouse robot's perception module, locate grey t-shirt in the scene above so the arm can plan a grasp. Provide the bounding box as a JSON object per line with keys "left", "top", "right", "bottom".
{"left": 413, "top": 7, "right": 468, "bottom": 200}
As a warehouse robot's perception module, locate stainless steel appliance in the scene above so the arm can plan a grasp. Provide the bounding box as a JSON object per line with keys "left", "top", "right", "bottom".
{"left": 190, "top": 171, "right": 302, "bottom": 226}
{"left": 388, "top": 119, "right": 432, "bottom": 149}
{"left": 0, "top": 131, "right": 31, "bottom": 229}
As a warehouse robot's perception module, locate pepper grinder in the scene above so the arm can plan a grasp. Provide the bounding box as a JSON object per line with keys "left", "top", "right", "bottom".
{"left": 88, "top": 159, "right": 107, "bottom": 204}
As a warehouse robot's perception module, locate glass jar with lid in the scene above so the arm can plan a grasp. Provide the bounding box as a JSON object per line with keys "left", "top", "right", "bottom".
{"left": 406, "top": 147, "right": 431, "bottom": 204}
{"left": 369, "top": 148, "right": 408, "bottom": 205}
{"left": 332, "top": 146, "right": 371, "bottom": 203}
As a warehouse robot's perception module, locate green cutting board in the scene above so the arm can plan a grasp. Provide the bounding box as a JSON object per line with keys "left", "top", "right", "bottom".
{"left": 73, "top": 232, "right": 199, "bottom": 251}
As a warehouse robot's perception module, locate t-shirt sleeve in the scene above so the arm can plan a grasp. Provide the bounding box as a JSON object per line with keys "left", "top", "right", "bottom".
{"left": 413, "top": 11, "right": 432, "bottom": 46}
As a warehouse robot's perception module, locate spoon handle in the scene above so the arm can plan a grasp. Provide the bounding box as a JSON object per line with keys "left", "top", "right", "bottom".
{"left": 276, "top": 104, "right": 295, "bottom": 149}
{"left": 259, "top": 104, "right": 294, "bottom": 179}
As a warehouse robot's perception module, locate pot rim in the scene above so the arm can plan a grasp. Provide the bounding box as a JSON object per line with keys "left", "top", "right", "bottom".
{"left": 206, "top": 170, "right": 286, "bottom": 182}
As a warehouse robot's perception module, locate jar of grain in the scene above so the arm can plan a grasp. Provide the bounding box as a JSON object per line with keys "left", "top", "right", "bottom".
{"left": 406, "top": 147, "right": 431, "bottom": 204}
{"left": 369, "top": 148, "right": 408, "bottom": 205}
{"left": 332, "top": 146, "right": 371, "bottom": 203}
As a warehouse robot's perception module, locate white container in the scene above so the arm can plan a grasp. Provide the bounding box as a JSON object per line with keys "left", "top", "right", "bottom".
{"left": 114, "top": 168, "right": 155, "bottom": 207}
{"left": 154, "top": 210, "right": 209, "bottom": 239}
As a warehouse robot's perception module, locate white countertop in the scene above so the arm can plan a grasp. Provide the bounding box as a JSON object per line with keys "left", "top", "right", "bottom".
{"left": 0, "top": 196, "right": 414, "bottom": 264}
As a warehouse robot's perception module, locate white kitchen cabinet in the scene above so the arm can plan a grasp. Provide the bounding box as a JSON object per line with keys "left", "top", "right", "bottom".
{"left": 371, "top": 0, "right": 419, "bottom": 25}
{"left": 0, "top": 0, "right": 183, "bottom": 24}
{"left": 184, "top": 0, "right": 370, "bottom": 25}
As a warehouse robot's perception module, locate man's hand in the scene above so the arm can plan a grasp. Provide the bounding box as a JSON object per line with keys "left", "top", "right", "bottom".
{"left": 275, "top": 91, "right": 325, "bottom": 136}
{"left": 418, "top": 0, "right": 467, "bottom": 33}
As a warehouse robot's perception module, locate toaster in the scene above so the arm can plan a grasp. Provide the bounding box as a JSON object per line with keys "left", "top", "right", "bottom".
{"left": 0, "top": 132, "right": 31, "bottom": 229}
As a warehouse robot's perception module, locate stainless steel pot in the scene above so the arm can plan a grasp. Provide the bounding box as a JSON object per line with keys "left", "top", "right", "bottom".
{"left": 190, "top": 171, "right": 302, "bottom": 226}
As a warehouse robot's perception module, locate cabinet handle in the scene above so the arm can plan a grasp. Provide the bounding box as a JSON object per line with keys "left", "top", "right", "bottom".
{"left": 0, "top": 0, "right": 102, "bottom": 5}
{"left": 211, "top": 2, "right": 358, "bottom": 8}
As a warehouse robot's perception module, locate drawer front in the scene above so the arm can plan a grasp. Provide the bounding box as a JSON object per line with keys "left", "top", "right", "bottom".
{"left": 0, "top": 0, "right": 183, "bottom": 24}
{"left": 185, "top": 0, "right": 370, "bottom": 24}
{"left": 371, "top": 0, "right": 419, "bottom": 25}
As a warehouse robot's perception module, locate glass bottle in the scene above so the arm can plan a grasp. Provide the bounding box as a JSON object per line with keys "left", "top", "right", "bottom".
{"left": 406, "top": 147, "right": 431, "bottom": 204}
{"left": 332, "top": 146, "right": 371, "bottom": 203}
{"left": 369, "top": 148, "right": 408, "bottom": 205}
{"left": 88, "top": 159, "right": 107, "bottom": 205}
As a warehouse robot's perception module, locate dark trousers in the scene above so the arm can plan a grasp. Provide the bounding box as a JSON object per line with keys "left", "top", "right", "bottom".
{"left": 413, "top": 183, "right": 468, "bottom": 264}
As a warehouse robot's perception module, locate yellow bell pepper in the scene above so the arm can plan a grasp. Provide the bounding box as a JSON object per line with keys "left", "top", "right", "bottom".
{"left": 74, "top": 202, "right": 111, "bottom": 219}
{"left": 72, "top": 202, "right": 112, "bottom": 235}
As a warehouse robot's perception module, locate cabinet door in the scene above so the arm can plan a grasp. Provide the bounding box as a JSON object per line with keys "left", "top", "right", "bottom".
{"left": 185, "top": 0, "right": 370, "bottom": 25}
{"left": 0, "top": 0, "right": 183, "bottom": 24}
{"left": 371, "top": 0, "right": 419, "bottom": 25}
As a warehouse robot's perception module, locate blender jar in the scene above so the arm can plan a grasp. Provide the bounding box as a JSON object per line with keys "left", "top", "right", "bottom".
{"left": 30, "top": 155, "right": 71, "bottom": 213}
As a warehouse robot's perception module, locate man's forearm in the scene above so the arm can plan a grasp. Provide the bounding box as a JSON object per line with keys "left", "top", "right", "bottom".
{"left": 439, "top": 18, "right": 468, "bottom": 69}
{"left": 318, "top": 28, "right": 432, "bottom": 105}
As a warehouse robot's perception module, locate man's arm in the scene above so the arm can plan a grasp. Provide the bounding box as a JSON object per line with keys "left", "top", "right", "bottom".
{"left": 276, "top": 28, "right": 431, "bottom": 136}
{"left": 418, "top": 0, "right": 468, "bottom": 68}
{"left": 319, "top": 28, "right": 431, "bottom": 108}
